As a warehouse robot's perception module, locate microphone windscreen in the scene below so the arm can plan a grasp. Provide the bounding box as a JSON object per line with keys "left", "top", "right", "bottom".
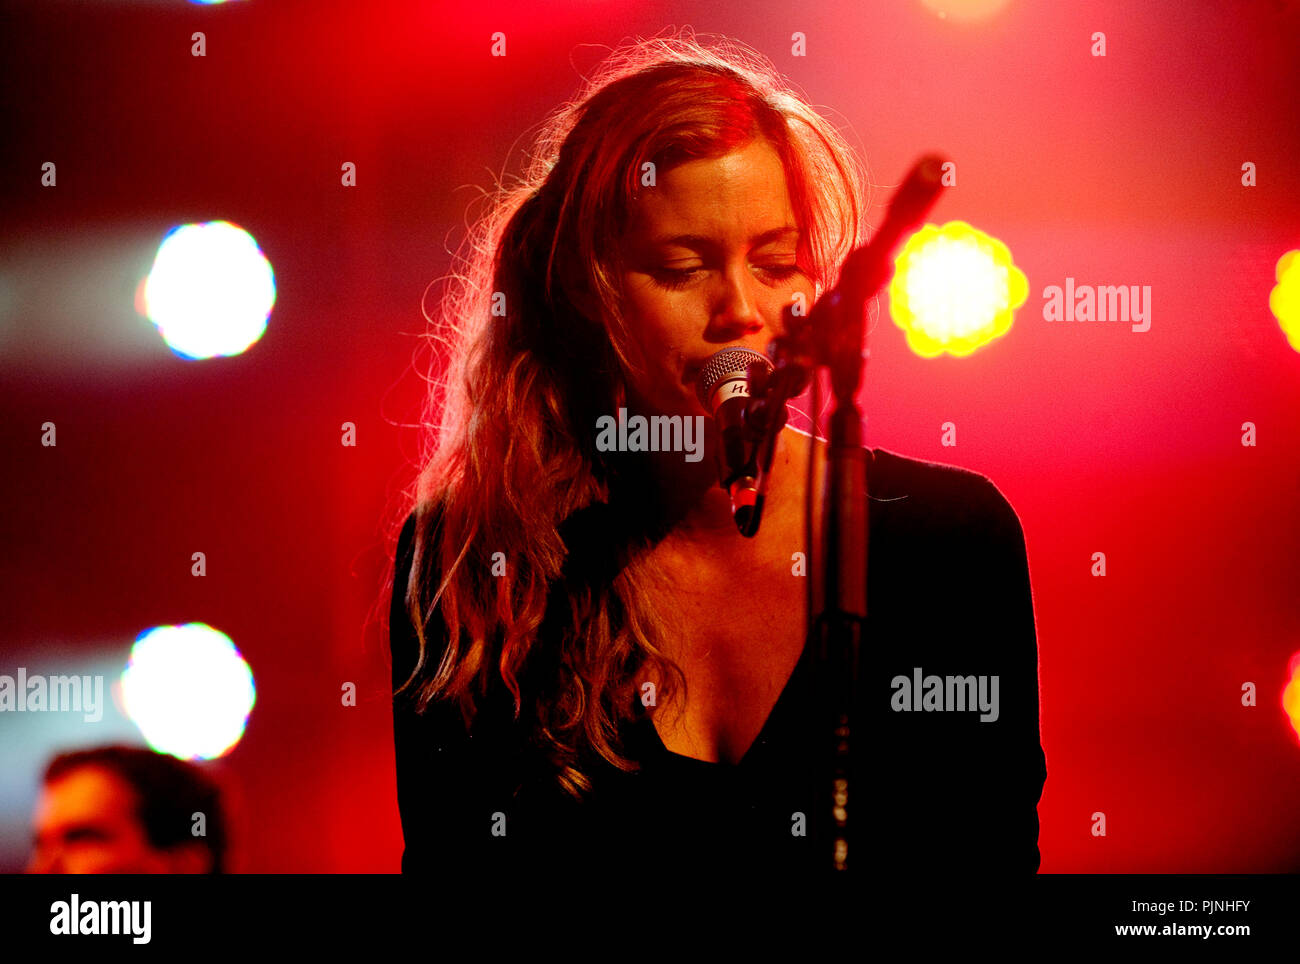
{"left": 694, "top": 346, "right": 773, "bottom": 414}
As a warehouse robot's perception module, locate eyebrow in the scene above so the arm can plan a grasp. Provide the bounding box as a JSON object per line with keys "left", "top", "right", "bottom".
{"left": 651, "top": 226, "right": 800, "bottom": 249}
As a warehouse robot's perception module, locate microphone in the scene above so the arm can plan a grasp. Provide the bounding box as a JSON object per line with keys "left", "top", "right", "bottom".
{"left": 695, "top": 346, "right": 773, "bottom": 534}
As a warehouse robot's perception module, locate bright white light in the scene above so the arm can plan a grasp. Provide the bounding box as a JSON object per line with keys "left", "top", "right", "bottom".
{"left": 120, "top": 623, "right": 256, "bottom": 760}
{"left": 889, "top": 221, "right": 1027, "bottom": 358}
{"left": 140, "top": 221, "right": 275, "bottom": 360}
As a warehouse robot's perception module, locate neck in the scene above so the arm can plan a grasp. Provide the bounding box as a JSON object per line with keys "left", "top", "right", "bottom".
{"left": 620, "top": 423, "right": 819, "bottom": 550}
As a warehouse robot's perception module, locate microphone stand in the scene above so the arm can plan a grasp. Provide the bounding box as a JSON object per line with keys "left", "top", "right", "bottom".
{"left": 743, "top": 155, "right": 947, "bottom": 870}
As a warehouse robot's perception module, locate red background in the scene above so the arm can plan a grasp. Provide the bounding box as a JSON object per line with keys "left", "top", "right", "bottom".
{"left": 1, "top": 0, "right": 1298, "bottom": 872}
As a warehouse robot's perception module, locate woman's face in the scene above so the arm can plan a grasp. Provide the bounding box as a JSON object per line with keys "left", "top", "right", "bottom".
{"left": 614, "top": 137, "right": 816, "bottom": 419}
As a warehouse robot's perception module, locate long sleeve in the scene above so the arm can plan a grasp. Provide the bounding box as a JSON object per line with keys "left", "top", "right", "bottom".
{"left": 959, "top": 475, "right": 1048, "bottom": 873}
{"left": 866, "top": 449, "right": 1048, "bottom": 875}
{"left": 390, "top": 454, "right": 1049, "bottom": 876}
{"left": 389, "top": 510, "right": 523, "bottom": 874}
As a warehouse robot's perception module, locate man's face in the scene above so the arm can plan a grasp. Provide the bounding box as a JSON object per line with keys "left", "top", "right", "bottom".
{"left": 27, "top": 766, "right": 206, "bottom": 874}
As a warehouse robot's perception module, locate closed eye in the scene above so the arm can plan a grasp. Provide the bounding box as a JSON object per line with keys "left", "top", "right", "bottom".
{"left": 653, "top": 266, "right": 705, "bottom": 290}
{"left": 759, "top": 264, "right": 802, "bottom": 280}
{"left": 65, "top": 826, "right": 111, "bottom": 843}
{"left": 653, "top": 262, "right": 804, "bottom": 290}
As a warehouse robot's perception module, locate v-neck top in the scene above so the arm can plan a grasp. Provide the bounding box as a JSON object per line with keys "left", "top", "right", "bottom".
{"left": 390, "top": 446, "right": 1048, "bottom": 875}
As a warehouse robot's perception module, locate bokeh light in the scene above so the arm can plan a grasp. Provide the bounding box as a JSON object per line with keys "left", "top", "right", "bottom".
{"left": 919, "top": 0, "right": 1014, "bottom": 23}
{"left": 120, "top": 623, "right": 256, "bottom": 760}
{"left": 1284, "top": 651, "right": 1300, "bottom": 744}
{"left": 1269, "top": 249, "right": 1300, "bottom": 353}
{"left": 888, "top": 220, "right": 1028, "bottom": 358}
{"left": 139, "top": 220, "right": 275, "bottom": 360}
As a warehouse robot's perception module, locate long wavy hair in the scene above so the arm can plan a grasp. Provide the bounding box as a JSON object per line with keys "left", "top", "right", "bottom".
{"left": 395, "top": 31, "right": 868, "bottom": 800}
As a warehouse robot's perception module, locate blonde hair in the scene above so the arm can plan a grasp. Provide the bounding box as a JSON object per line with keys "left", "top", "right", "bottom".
{"left": 396, "top": 30, "right": 868, "bottom": 798}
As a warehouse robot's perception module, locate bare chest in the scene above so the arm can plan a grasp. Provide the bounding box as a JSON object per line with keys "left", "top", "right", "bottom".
{"left": 642, "top": 553, "right": 810, "bottom": 765}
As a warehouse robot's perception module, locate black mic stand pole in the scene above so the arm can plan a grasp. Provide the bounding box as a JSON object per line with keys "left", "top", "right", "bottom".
{"left": 746, "top": 154, "right": 947, "bottom": 871}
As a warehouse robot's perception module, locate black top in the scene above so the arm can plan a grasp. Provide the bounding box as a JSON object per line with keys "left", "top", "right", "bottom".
{"left": 390, "top": 446, "right": 1047, "bottom": 875}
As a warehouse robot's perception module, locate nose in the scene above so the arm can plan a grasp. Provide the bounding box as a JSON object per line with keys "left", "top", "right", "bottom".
{"left": 706, "top": 264, "right": 765, "bottom": 341}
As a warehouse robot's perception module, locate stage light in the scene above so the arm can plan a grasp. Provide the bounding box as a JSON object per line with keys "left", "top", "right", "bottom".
{"left": 139, "top": 221, "right": 275, "bottom": 360}
{"left": 1284, "top": 651, "right": 1300, "bottom": 744}
{"left": 919, "top": 0, "right": 1013, "bottom": 23}
{"left": 1269, "top": 249, "right": 1300, "bottom": 353}
{"left": 888, "top": 220, "right": 1028, "bottom": 358}
{"left": 119, "top": 623, "right": 256, "bottom": 761}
